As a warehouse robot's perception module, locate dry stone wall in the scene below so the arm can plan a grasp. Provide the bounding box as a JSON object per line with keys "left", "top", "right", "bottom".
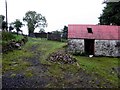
{"left": 68, "top": 39, "right": 84, "bottom": 54}
{"left": 68, "top": 39, "right": 120, "bottom": 57}
{"left": 95, "top": 40, "right": 120, "bottom": 57}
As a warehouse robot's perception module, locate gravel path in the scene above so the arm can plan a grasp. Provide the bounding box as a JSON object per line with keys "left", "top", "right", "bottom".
{"left": 2, "top": 44, "right": 116, "bottom": 88}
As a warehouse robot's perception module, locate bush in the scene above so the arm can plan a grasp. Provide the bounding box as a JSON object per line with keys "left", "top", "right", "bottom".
{"left": 2, "top": 32, "right": 28, "bottom": 53}
{"left": 2, "top": 35, "right": 28, "bottom": 53}
{"left": 2, "top": 32, "right": 16, "bottom": 41}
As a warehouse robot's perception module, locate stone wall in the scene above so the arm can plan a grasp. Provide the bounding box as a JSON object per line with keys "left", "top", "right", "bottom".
{"left": 34, "top": 33, "right": 47, "bottom": 38}
{"left": 68, "top": 39, "right": 84, "bottom": 54}
{"left": 68, "top": 39, "right": 120, "bottom": 57}
{"left": 47, "top": 33, "right": 61, "bottom": 41}
{"left": 95, "top": 40, "right": 120, "bottom": 57}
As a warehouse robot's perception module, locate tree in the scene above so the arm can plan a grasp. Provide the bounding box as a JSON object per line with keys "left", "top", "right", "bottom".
{"left": 52, "top": 30, "right": 61, "bottom": 34}
{"left": 8, "top": 25, "right": 14, "bottom": 32}
{"left": 0, "top": 15, "right": 4, "bottom": 29}
{"left": 39, "top": 28, "right": 45, "bottom": 33}
{"left": 23, "top": 11, "right": 47, "bottom": 36}
{"left": 0, "top": 15, "right": 5, "bottom": 26}
{"left": 99, "top": 2, "right": 120, "bottom": 25}
{"left": 0, "top": 15, "right": 7, "bottom": 31}
{"left": 12, "top": 19, "right": 24, "bottom": 35}
{"left": 62, "top": 26, "right": 68, "bottom": 39}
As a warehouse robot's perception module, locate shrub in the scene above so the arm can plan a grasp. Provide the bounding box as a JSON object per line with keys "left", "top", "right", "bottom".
{"left": 2, "top": 32, "right": 28, "bottom": 53}
{"left": 2, "top": 32, "right": 16, "bottom": 41}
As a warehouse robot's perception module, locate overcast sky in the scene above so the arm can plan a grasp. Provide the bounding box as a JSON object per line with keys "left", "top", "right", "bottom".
{"left": 0, "top": 0, "right": 106, "bottom": 34}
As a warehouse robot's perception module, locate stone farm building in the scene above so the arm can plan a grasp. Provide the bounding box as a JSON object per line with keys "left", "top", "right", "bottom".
{"left": 68, "top": 24, "right": 120, "bottom": 57}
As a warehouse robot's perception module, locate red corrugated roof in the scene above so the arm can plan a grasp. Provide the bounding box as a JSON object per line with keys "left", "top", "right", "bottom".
{"left": 68, "top": 24, "right": 120, "bottom": 40}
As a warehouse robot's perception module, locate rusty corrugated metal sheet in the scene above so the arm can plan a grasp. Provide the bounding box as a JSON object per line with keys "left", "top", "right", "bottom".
{"left": 68, "top": 24, "right": 120, "bottom": 40}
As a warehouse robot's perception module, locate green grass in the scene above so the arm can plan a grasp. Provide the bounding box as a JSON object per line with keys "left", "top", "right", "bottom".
{"left": 74, "top": 56, "right": 119, "bottom": 86}
{"left": 13, "top": 34, "right": 24, "bottom": 41}
{"left": 2, "top": 37, "right": 66, "bottom": 74}
{"left": 2, "top": 48, "right": 33, "bottom": 73}
{"left": 26, "top": 38, "right": 67, "bottom": 64}
{"left": 2, "top": 32, "right": 25, "bottom": 73}
{"left": 2, "top": 41, "right": 33, "bottom": 73}
{"left": 24, "top": 70, "right": 33, "bottom": 77}
{"left": 47, "top": 62, "right": 79, "bottom": 77}
{"left": 2, "top": 37, "right": 119, "bottom": 87}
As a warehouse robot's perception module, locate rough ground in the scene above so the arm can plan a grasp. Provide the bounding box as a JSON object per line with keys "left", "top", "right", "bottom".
{"left": 2, "top": 44, "right": 117, "bottom": 88}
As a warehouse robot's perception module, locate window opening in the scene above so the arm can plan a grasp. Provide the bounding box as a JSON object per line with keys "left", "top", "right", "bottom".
{"left": 87, "top": 28, "right": 93, "bottom": 33}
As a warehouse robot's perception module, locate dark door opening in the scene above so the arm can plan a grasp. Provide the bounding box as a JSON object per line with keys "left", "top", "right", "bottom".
{"left": 84, "top": 39, "right": 95, "bottom": 55}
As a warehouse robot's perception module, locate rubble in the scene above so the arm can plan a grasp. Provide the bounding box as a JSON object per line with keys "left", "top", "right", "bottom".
{"left": 47, "top": 50, "right": 77, "bottom": 64}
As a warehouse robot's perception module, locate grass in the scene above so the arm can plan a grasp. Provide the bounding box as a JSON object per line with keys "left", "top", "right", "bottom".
{"left": 47, "top": 62, "right": 79, "bottom": 78}
{"left": 2, "top": 37, "right": 66, "bottom": 75}
{"left": 1, "top": 32, "right": 25, "bottom": 74}
{"left": 27, "top": 38, "right": 80, "bottom": 80}
{"left": 74, "top": 56, "right": 119, "bottom": 87}
{"left": 2, "top": 37, "right": 119, "bottom": 87}
{"left": 26, "top": 38, "right": 67, "bottom": 64}
{"left": 24, "top": 70, "right": 33, "bottom": 77}
{"left": 13, "top": 34, "right": 24, "bottom": 41}
{"left": 2, "top": 49, "right": 33, "bottom": 73}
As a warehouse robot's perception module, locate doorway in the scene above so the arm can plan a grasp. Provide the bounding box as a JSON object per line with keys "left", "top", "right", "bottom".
{"left": 84, "top": 39, "right": 95, "bottom": 55}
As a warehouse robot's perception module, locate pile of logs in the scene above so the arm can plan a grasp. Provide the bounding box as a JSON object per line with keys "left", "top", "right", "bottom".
{"left": 47, "top": 50, "right": 77, "bottom": 64}
{"left": 2, "top": 36, "right": 28, "bottom": 53}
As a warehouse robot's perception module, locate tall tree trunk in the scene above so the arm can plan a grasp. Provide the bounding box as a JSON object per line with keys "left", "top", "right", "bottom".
{"left": 28, "top": 28, "right": 34, "bottom": 37}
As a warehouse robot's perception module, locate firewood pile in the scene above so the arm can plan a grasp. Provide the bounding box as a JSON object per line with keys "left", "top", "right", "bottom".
{"left": 47, "top": 50, "right": 77, "bottom": 64}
